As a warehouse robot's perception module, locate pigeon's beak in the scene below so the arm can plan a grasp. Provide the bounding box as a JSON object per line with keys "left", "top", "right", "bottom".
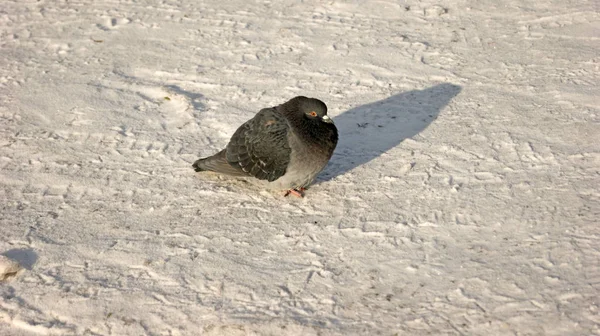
{"left": 321, "top": 115, "right": 333, "bottom": 124}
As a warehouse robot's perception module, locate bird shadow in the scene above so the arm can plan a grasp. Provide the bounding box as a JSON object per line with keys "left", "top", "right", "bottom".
{"left": 2, "top": 248, "right": 39, "bottom": 270}
{"left": 164, "top": 84, "right": 206, "bottom": 111}
{"left": 318, "top": 83, "right": 462, "bottom": 182}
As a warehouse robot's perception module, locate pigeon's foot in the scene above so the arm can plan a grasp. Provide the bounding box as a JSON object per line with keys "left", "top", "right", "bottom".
{"left": 284, "top": 188, "right": 306, "bottom": 198}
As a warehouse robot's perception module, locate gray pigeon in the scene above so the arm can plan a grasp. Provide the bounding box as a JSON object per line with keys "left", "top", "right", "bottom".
{"left": 193, "top": 96, "right": 338, "bottom": 197}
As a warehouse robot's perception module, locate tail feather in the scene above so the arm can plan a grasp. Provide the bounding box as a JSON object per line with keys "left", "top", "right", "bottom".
{"left": 192, "top": 150, "right": 247, "bottom": 176}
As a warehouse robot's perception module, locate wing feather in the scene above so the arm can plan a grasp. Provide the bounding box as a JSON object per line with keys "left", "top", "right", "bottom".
{"left": 225, "top": 108, "right": 291, "bottom": 182}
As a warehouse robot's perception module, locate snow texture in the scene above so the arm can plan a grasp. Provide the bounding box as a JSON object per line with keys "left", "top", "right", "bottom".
{"left": 0, "top": 256, "right": 23, "bottom": 282}
{"left": 1, "top": 0, "right": 599, "bottom": 335}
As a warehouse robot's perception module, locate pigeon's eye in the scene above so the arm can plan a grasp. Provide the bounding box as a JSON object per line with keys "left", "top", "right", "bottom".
{"left": 309, "top": 111, "right": 318, "bottom": 117}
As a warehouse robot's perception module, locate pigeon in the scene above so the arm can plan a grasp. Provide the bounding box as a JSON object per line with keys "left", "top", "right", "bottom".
{"left": 193, "top": 96, "right": 338, "bottom": 197}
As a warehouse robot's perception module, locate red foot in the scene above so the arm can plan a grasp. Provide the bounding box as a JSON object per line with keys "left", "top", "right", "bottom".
{"left": 284, "top": 188, "right": 306, "bottom": 198}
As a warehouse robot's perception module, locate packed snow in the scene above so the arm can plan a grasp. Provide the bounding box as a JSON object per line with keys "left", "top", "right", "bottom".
{"left": 1, "top": 0, "right": 598, "bottom": 335}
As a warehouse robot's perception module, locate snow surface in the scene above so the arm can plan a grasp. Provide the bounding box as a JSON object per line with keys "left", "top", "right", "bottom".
{"left": 1, "top": 0, "right": 599, "bottom": 335}
{"left": 0, "top": 255, "right": 23, "bottom": 282}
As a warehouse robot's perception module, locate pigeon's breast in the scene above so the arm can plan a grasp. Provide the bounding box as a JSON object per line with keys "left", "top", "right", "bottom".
{"left": 262, "top": 130, "right": 334, "bottom": 190}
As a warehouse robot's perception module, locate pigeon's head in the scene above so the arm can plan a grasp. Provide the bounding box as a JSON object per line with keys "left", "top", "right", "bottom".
{"left": 293, "top": 96, "right": 333, "bottom": 124}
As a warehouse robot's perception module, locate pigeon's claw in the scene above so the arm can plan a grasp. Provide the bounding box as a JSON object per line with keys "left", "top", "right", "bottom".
{"left": 284, "top": 188, "right": 305, "bottom": 198}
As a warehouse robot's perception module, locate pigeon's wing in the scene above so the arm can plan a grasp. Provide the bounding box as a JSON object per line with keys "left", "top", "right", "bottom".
{"left": 192, "top": 149, "right": 247, "bottom": 176}
{"left": 226, "top": 107, "right": 291, "bottom": 182}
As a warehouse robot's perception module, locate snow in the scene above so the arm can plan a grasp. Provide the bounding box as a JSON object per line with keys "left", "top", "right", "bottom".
{"left": 0, "top": 255, "right": 23, "bottom": 282}
{"left": 1, "top": 0, "right": 598, "bottom": 334}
